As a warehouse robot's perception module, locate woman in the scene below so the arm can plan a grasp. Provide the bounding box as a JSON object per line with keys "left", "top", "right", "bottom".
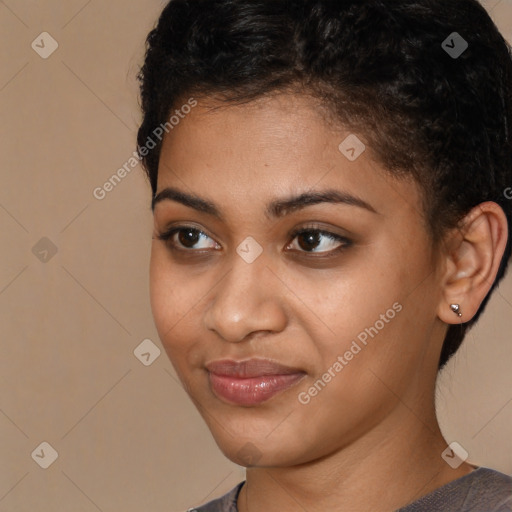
{"left": 137, "top": 0, "right": 512, "bottom": 510}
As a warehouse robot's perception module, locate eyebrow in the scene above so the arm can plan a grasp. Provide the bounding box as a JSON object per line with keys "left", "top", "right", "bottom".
{"left": 151, "top": 186, "right": 379, "bottom": 219}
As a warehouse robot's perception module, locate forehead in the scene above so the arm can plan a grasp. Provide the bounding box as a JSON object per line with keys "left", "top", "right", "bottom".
{"left": 155, "top": 92, "right": 423, "bottom": 224}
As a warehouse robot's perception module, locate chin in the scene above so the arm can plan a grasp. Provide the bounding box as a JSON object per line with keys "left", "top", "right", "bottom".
{"left": 208, "top": 426, "right": 310, "bottom": 468}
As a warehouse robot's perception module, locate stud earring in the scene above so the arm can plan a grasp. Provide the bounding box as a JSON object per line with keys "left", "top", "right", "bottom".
{"left": 450, "top": 304, "right": 462, "bottom": 317}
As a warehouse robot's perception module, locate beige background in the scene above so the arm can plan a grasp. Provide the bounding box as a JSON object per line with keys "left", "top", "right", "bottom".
{"left": 0, "top": 0, "right": 511, "bottom": 510}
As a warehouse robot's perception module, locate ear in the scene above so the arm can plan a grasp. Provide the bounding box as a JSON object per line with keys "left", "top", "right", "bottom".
{"left": 437, "top": 201, "right": 509, "bottom": 325}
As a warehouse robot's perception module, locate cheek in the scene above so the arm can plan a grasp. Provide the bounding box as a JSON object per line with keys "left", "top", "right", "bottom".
{"left": 149, "top": 246, "right": 191, "bottom": 345}
{"left": 148, "top": 246, "right": 207, "bottom": 372}
{"left": 293, "top": 259, "right": 403, "bottom": 341}
{"left": 300, "top": 249, "right": 424, "bottom": 376}
{"left": 149, "top": 246, "right": 170, "bottom": 332}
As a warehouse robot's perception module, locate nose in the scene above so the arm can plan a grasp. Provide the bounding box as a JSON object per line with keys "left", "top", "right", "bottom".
{"left": 203, "top": 256, "right": 288, "bottom": 343}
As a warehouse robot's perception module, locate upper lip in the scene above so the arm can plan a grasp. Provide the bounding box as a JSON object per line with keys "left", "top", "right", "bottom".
{"left": 205, "top": 358, "right": 305, "bottom": 378}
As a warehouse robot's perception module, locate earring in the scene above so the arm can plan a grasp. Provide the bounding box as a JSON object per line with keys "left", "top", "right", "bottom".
{"left": 450, "top": 304, "right": 462, "bottom": 317}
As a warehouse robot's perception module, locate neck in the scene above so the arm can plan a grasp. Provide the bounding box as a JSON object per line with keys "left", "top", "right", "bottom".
{"left": 237, "top": 400, "right": 474, "bottom": 512}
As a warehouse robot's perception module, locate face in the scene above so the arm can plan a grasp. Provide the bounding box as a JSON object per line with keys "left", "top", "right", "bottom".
{"left": 150, "top": 92, "right": 446, "bottom": 467}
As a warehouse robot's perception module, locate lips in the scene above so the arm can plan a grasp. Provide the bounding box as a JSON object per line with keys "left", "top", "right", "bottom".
{"left": 205, "top": 358, "right": 304, "bottom": 378}
{"left": 205, "top": 358, "right": 306, "bottom": 406}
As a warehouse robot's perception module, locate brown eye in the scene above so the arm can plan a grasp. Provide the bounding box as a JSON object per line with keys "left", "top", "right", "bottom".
{"left": 156, "top": 226, "right": 219, "bottom": 251}
{"left": 177, "top": 228, "right": 201, "bottom": 248}
{"left": 288, "top": 228, "right": 351, "bottom": 254}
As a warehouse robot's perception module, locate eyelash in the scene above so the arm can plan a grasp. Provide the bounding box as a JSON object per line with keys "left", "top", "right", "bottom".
{"left": 155, "top": 224, "right": 352, "bottom": 256}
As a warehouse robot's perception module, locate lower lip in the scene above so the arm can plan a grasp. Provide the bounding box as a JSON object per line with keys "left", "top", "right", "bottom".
{"left": 208, "top": 372, "right": 306, "bottom": 406}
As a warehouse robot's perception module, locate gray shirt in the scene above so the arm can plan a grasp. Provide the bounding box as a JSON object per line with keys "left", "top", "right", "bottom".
{"left": 190, "top": 467, "right": 512, "bottom": 511}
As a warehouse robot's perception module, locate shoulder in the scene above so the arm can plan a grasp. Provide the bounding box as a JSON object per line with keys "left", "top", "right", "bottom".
{"left": 188, "top": 481, "right": 245, "bottom": 512}
{"left": 470, "top": 468, "right": 512, "bottom": 511}
{"left": 398, "top": 467, "right": 512, "bottom": 512}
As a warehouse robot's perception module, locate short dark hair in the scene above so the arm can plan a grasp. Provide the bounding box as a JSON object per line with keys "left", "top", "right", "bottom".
{"left": 137, "top": 0, "right": 512, "bottom": 370}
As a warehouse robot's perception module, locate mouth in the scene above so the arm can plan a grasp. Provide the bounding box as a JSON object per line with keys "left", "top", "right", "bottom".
{"left": 205, "top": 358, "right": 307, "bottom": 406}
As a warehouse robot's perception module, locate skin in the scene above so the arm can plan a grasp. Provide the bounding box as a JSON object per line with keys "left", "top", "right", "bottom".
{"left": 149, "top": 92, "right": 508, "bottom": 512}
